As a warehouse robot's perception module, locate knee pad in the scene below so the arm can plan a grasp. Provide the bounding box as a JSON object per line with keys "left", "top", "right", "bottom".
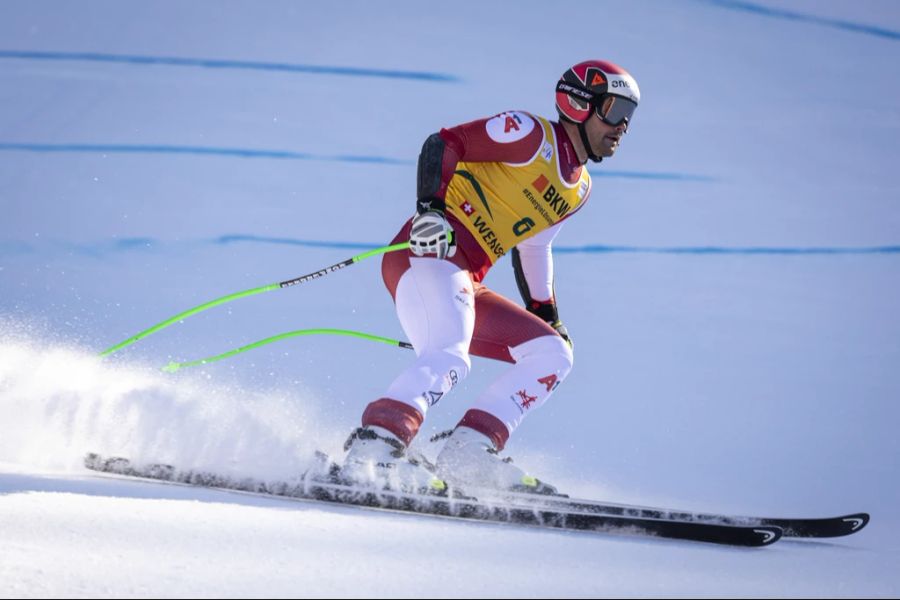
{"left": 510, "top": 334, "right": 574, "bottom": 377}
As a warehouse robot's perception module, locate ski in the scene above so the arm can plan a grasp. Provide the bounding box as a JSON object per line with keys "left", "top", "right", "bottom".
{"left": 83, "top": 453, "right": 781, "bottom": 547}
{"left": 462, "top": 488, "right": 869, "bottom": 539}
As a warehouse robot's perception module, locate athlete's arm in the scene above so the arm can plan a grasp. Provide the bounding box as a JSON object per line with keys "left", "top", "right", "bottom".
{"left": 512, "top": 223, "right": 572, "bottom": 345}
{"left": 416, "top": 111, "right": 544, "bottom": 215}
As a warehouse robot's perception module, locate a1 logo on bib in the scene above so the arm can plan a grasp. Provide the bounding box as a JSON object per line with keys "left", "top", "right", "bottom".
{"left": 486, "top": 111, "right": 535, "bottom": 143}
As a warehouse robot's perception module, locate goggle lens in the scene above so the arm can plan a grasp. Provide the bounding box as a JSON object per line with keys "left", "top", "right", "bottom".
{"left": 596, "top": 95, "right": 637, "bottom": 127}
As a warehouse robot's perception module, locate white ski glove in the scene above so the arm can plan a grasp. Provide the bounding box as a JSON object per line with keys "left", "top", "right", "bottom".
{"left": 409, "top": 210, "right": 456, "bottom": 259}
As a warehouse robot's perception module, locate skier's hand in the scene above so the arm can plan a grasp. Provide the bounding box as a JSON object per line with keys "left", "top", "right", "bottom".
{"left": 528, "top": 301, "right": 573, "bottom": 350}
{"left": 551, "top": 320, "right": 573, "bottom": 350}
{"left": 409, "top": 210, "right": 456, "bottom": 259}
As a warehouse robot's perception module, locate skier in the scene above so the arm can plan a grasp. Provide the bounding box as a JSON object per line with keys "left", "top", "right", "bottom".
{"left": 341, "top": 60, "right": 640, "bottom": 493}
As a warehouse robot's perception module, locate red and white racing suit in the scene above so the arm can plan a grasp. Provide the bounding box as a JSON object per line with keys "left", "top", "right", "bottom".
{"left": 361, "top": 110, "right": 592, "bottom": 451}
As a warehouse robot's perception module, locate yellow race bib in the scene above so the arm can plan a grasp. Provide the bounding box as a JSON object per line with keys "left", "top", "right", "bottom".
{"left": 445, "top": 113, "right": 591, "bottom": 263}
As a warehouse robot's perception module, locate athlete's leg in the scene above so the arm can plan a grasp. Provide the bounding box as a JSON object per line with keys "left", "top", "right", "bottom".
{"left": 361, "top": 257, "right": 475, "bottom": 445}
{"left": 431, "top": 286, "right": 573, "bottom": 491}
{"left": 455, "top": 286, "right": 574, "bottom": 450}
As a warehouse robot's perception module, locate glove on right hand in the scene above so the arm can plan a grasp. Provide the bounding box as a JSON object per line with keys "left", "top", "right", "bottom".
{"left": 409, "top": 210, "right": 456, "bottom": 259}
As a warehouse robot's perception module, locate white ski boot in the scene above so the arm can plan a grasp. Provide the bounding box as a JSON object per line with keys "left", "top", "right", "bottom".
{"left": 340, "top": 426, "right": 446, "bottom": 494}
{"left": 435, "top": 427, "right": 558, "bottom": 495}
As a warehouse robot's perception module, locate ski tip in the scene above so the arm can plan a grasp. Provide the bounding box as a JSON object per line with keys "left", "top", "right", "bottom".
{"left": 771, "top": 511, "right": 872, "bottom": 538}
{"left": 752, "top": 526, "right": 783, "bottom": 546}
{"left": 840, "top": 512, "right": 870, "bottom": 533}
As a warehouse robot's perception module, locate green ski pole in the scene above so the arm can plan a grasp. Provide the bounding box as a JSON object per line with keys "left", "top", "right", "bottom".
{"left": 162, "top": 328, "right": 413, "bottom": 372}
{"left": 100, "top": 241, "right": 410, "bottom": 357}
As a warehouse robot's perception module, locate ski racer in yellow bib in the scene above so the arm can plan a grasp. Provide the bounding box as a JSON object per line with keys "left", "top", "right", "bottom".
{"left": 340, "top": 60, "right": 641, "bottom": 495}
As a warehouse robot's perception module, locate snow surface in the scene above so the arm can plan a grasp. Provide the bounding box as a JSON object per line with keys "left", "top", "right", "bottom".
{"left": 1, "top": 0, "right": 899, "bottom": 597}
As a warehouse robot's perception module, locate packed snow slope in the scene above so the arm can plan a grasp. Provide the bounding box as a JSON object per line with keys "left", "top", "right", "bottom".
{"left": 1, "top": 0, "right": 899, "bottom": 597}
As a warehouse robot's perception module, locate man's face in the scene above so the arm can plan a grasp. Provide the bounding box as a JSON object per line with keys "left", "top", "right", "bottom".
{"left": 585, "top": 110, "right": 627, "bottom": 158}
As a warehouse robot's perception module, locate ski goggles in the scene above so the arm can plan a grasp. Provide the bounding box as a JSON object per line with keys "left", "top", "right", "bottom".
{"left": 595, "top": 94, "right": 637, "bottom": 128}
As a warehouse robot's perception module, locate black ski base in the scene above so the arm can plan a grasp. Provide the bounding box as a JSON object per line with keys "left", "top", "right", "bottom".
{"left": 83, "top": 453, "right": 782, "bottom": 547}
